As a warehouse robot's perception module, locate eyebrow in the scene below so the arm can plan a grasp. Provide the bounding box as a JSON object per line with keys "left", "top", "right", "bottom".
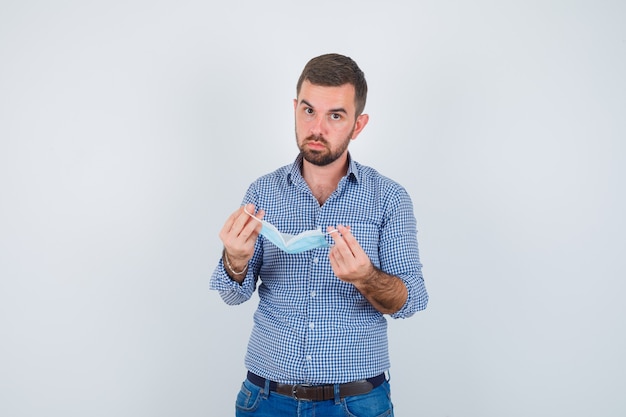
{"left": 300, "top": 99, "right": 348, "bottom": 115}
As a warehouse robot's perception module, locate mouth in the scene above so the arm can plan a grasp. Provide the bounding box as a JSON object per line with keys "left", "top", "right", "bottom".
{"left": 304, "top": 135, "right": 327, "bottom": 150}
{"left": 306, "top": 141, "right": 326, "bottom": 151}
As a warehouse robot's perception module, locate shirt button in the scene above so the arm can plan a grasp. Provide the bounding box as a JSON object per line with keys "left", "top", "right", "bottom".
{"left": 310, "top": 290, "right": 316, "bottom": 298}
{"left": 309, "top": 322, "right": 315, "bottom": 329}
{"left": 306, "top": 355, "right": 312, "bottom": 361}
{"left": 313, "top": 257, "right": 319, "bottom": 264}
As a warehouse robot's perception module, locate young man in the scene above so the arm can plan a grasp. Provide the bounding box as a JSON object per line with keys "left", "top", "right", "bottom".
{"left": 210, "top": 53, "right": 428, "bottom": 416}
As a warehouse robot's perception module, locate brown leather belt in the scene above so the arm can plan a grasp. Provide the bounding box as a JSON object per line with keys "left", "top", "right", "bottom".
{"left": 247, "top": 371, "right": 385, "bottom": 401}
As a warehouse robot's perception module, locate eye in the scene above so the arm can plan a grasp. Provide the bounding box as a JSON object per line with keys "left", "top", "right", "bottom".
{"left": 330, "top": 113, "right": 342, "bottom": 121}
{"left": 304, "top": 107, "right": 314, "bottom": 115}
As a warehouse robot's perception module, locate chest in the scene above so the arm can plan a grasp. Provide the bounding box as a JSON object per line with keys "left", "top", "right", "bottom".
{"left": 310, "top": 184, "right": 336, "bottom": 206}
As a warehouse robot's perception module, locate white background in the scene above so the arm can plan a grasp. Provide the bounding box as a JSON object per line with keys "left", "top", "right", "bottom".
{"left": 1, "top": 1, "right": 624, "bottom": 416}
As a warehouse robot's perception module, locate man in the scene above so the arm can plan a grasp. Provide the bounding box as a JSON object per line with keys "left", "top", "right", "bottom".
{"left": 210, "top": 53, "right": 428, "bottom": 416}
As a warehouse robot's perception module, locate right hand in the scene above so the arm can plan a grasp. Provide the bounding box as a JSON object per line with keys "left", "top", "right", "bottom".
{"left": 219, "top": 204, "right": 265, "bottom": 276}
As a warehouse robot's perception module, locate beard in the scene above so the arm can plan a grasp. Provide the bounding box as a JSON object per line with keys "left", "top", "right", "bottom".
{"left": 296, "top": 128, "right": 354, "bottom": 167}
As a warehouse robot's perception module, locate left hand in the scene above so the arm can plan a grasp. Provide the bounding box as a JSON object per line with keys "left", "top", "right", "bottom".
{"left": 327, "top": 225, "right": 375, "bottom": 284}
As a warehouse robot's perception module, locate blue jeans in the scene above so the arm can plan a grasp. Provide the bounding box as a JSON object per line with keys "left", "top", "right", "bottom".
{"left": 235, "top": 378, "right": 394, "bottom": 417}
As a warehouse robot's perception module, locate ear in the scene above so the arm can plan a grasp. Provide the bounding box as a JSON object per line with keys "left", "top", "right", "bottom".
{"left": 293, "top": 98, "right": 298, "bottom": 110}
{"left": 350, "top": 114, "right": 369, "bottom": 140}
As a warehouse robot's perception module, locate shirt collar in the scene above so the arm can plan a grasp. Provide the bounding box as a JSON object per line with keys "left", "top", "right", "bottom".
{"left": 287, "top": 153, "right": 360, "bottom": 184}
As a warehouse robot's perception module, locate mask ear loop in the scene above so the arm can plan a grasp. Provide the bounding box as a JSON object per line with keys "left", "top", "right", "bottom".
{"left": 243, "top": 206, "right": 263, "bottom": 224}
{"left": 244, "top": 206, "right": 338, "bottom": 235}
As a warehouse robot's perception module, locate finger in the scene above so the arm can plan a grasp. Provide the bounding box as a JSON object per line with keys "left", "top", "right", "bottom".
{"left": 242, "top": 204, "right": 266, "bottom": 225}
{"left": 336, "top": 225, "right": 359, "bottom": 250}
{"left": 255, "top": 208, "right": 265, "bottom": 221}
{"left": 242, "top": 203, "right": 257, "bottom": 217}
{"left": 230, "top": 204, "right": 257, "bottom": 237}
{"left": 221, "top": 204, "right": 258, "bottom": 245}
{"left": 244, "top": 206, "right": 265, "bottom": 237}
{"left": 328, "top": 246, "right": 343, "bottom": 269}
{"left": 328, "top": 228, "right": 356, "bottom": 267}
{"left": 220, "top": 206, "right": 243, "bottom": 236}
{"left": 332, "top": 225, "right": 358, "bottom": 258}
{"left": 219, "top": 208, "right": 246, "bottom": 245}
{"left": 327, "top": 225, "right": 346, "bottom": 249}
{"left": 239, "top": 208, "right": 265, "bottom": 242}
{"left": 327, "top": 224, "right": 345, "bottom": 241}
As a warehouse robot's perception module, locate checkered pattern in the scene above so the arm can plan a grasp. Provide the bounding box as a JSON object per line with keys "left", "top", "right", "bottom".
{"left": 210, "top": 153, "right": 428, "bottom": 384}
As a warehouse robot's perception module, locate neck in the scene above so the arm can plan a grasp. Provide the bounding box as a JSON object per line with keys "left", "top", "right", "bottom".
{"left": 301, "top": 153, "right": 349, "bottom": 205}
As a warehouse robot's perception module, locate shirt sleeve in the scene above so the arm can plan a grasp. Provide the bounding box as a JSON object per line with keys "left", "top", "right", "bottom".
{"left": 378, "top": 185, "right": 429, "bottom": 319}
{"left": 391, "top": 270, "right": 429, "bottom": 319}
{"left": 209, "top": 256, "right": 258, "bottom": 305}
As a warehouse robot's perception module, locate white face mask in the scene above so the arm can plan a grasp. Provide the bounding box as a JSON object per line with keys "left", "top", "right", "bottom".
{"left": 244, "top": 207, "right": 337, "bottom": 254}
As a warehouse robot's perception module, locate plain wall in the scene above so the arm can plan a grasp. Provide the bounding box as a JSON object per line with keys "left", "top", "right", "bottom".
{"left": 1, "top": 1, "right": 624, "bottom": 416}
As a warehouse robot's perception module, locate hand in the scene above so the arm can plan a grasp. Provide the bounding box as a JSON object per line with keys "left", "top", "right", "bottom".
{"left": 327, "top": 224, "right": 408, "bottom": 314}
{"left": 327, "top": 225, "right": 376, "bottom": 285}
{"left": 220, "top": 204, "right": 265, "bottom": 276}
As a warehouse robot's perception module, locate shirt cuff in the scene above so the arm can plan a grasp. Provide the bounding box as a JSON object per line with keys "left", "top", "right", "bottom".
{"left": 390, "top": 273, "right": 428, "bottom": 319}
{"left": 209, "top": 258, "right": 256, "bottom": 304}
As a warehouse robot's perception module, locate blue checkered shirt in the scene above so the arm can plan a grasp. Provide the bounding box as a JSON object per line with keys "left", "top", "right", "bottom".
{"left": 210, "top": 154, "right": 428, "bottom": 384}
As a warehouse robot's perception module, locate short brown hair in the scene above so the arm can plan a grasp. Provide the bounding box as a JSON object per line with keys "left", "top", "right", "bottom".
{"left": 296, "top": 53, "right": 368, "bottom": 116}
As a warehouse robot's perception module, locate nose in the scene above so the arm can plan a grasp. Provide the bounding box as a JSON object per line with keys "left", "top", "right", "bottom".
{"left": 309, "top": 114, "right": 326, "bottom": 136}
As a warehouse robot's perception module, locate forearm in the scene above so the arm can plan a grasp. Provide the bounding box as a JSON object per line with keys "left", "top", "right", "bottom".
{"left": 353, "top": 266, "right": 408, "bottom": 315}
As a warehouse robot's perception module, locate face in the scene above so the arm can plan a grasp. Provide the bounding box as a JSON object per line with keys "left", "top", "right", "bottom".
{"left": 294, "top": 80, "right": 368, "bottom": 167}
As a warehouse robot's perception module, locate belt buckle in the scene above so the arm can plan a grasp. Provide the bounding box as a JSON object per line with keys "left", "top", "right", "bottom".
{"left": 292, "top": 383, "right": 312, "bottom": 401}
